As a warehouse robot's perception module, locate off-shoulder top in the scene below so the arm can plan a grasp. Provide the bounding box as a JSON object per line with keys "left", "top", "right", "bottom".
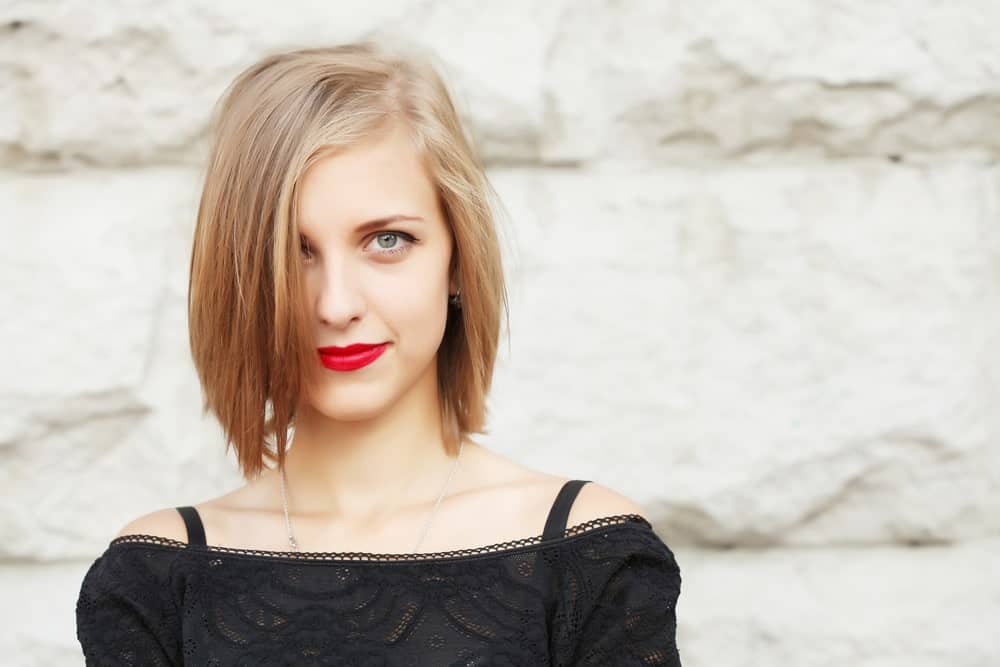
{"left": 75, "top": 479, "right": 683, "bottom": 665}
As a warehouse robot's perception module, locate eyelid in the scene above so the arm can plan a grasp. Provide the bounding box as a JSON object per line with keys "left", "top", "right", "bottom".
{"left": 298, "top": 228, "right": 416, "bottom": 244}
{"left": 367, "top": 229, "right": 415, "bottom": 240}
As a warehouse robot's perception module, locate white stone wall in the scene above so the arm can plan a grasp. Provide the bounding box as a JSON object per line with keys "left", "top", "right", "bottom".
{"left": 2, "top": 1, "right": 998, "bottom": 665}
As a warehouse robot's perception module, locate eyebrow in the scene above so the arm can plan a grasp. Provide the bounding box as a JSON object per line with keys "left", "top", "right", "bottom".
{"left": 299, "top": 214, "right": 425, "bottom": 237}
{"left": 356, "top": 215, "right": 424, "bottom": 234}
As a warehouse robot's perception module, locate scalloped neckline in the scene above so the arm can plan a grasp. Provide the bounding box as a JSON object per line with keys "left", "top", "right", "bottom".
{"left": 107, "top": 513, "right": 651, "bottom": 564}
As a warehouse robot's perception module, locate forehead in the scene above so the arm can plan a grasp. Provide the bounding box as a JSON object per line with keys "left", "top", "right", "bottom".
{"left": 297, "top": 124, "right": 438, "bottom": 230}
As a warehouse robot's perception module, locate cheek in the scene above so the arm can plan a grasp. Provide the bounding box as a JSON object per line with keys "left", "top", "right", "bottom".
{"left": 384, "top": 282, "right": 449, "bottom": 347}
{"left": 383, "top": 248, "right": 451, "bottom": 347}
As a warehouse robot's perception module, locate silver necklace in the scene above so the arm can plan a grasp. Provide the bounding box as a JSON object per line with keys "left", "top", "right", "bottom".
{"left": 279, "top": 438, "right": 464, "bottom": 554}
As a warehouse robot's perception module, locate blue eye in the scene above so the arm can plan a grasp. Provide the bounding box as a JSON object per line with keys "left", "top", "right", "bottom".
{"left": 368, "top": 231, "right": 416, "bottom": 257}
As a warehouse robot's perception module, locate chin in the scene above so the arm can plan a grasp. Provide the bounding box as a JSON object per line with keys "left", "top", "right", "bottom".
{"left": 321, "top": 405, "right": 387, "bottom": 423}
{"left": 302, "top": 347, "right": 438, "bottom": 422}
{"left": 308, "top": 386, "right": 397, "bottom": 422}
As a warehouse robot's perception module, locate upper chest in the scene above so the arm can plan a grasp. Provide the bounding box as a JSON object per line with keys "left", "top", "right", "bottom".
{"left": 198, "top": 473, "right": 568, "bottom": 555}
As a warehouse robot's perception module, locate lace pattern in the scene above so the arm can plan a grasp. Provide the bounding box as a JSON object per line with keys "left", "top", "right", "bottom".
{"left": 107, "top": 512, "right": 651, "bottom": 562}
{"left": 78, "top": 512, "right": 681, "bottom": 665}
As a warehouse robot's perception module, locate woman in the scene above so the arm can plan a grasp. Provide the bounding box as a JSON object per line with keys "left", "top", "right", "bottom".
{"left": 75, "top": 40, "right": 682, "bottom": 665}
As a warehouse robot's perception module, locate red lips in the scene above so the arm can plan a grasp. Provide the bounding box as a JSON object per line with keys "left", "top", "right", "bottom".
{"left": 317, "top": 343, "right": 388, "bottom": 371}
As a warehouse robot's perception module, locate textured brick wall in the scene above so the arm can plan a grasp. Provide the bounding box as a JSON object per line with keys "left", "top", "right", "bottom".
{"left": 2, "top": 2, "right": 998, "bottom": 664}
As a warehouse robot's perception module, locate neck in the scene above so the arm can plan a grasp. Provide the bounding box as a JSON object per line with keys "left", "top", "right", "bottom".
{"left": 279, "top": 378, "right": 457, "bottom": 524}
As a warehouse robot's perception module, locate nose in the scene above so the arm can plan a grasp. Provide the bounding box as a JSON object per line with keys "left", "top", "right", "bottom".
{"left": 314, "top": 257, "right": 366, "bottom": 330}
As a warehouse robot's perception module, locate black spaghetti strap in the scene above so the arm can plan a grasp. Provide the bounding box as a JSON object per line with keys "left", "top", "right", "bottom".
{"left": 542, "top": 479, "right": 591, "bottom": 541}
{"left": 176, "top": 506, "right": 206, "bottom": 546}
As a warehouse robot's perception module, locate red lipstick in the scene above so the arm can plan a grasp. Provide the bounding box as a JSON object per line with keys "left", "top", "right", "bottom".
{"left": 317, "top": 342, "right": 388, "bottom": 371}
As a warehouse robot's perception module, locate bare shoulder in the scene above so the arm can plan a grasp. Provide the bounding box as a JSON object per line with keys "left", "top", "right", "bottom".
{"left": 463, "top": 443, "right": 649, "bottom": 529}
{"left": 566, "top": 480, "right": 649, "bottom": 527}
{"left": 113, "top": 507, "right": 189, "bottom": 544}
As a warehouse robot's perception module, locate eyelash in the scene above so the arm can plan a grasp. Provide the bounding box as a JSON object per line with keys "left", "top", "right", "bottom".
{"left": 299, "top": 231, "right": 417, "bottom": 262}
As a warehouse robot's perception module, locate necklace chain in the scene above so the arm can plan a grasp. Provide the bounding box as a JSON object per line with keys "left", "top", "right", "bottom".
{"left": 279, "top": 439, "right": 464, "bottom": 554}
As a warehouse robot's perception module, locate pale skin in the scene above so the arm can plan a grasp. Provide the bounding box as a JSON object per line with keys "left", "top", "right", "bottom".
{"left": 116, "top": 122, "right": 647, "bottom": 553}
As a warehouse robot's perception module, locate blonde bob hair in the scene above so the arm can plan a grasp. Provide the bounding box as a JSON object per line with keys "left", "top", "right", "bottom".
{"left": 188, "top": 41, "right": 510, "bottom": 481}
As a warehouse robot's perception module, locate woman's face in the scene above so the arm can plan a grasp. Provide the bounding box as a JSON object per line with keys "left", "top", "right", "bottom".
{"left": 295, "top": 123, "right": 455, "bottom": 422}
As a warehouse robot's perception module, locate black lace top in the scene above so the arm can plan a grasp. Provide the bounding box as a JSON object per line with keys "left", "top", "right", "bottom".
{"left": 75, "top": 480, "right": 682, "bottom": 666}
